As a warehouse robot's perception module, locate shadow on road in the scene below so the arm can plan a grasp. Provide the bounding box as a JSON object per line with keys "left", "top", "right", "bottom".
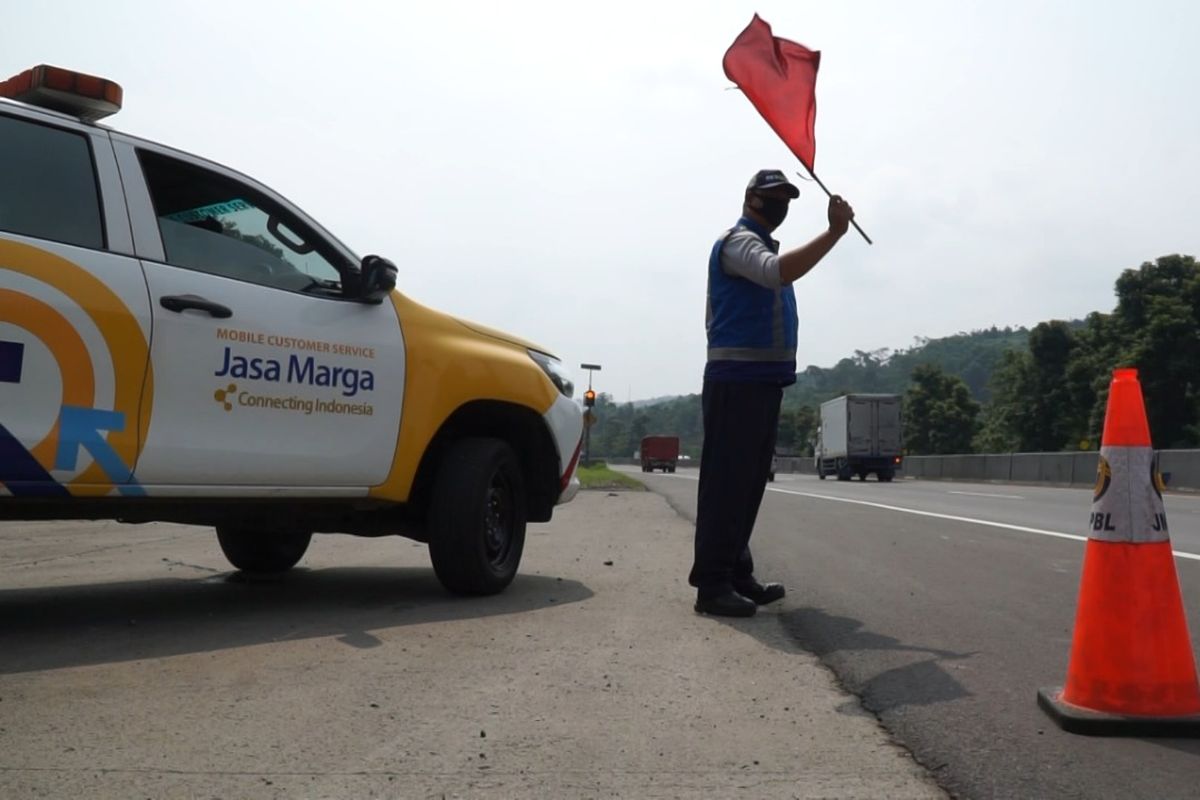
{"left": 1148, "top": 738, "right": 1200, "bottom": 758}
{"left": 0, "top": 567, "right": 592, "bottom": 675}
{"left": 779, "top": 607, "right": 972, "bottom": 661}
{"left": 780, "top": 606, "right": 977, "bottom": 713}
{"left": 703, "top": 605, "right": 977, "bottom": 714}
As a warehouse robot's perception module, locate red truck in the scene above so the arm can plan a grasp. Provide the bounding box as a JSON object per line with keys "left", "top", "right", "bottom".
{"left": 640, "top": 436, "right": 680, "bottom": 473}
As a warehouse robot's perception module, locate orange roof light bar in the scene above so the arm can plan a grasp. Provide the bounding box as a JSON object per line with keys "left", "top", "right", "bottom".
{"left": 0, "top": 65, "right": 123, "bottom": 122}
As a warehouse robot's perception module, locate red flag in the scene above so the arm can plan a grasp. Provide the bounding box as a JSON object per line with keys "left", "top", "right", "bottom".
{"left": 723, "top": 14, "right": 821, "bottom": 172}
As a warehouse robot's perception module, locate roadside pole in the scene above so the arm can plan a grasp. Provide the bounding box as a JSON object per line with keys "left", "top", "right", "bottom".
{"left": 581, "top": 363, "right": 601, "bottom": 467}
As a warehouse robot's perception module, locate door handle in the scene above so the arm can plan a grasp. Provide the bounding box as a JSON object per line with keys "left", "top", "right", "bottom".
{"left": 159, "top": 294, "right": 233, "bottom": 319}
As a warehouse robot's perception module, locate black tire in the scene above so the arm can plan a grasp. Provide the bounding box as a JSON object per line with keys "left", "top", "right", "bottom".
{"left": 428, "top": 438, "right": 527, "bottom": 596}
{"left": 879, "top": 471, "right": 894, "bottom": 482}
{"left": 858, "top": 472, "right": 868, "bottom": 481}
{"left": 768, "top": 472, "right": 775, "bottom": 482}
{"left": 216, "top": 527, "right": 311, "bottom": 574}
{"left": 668, "top": 466, "right": 676, "bottom": 474}
{"left": 818, "top": 473, "right": 826, "bottom": 480}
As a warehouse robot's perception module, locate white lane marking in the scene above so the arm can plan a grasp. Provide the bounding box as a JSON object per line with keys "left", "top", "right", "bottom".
{"left": 765, "top": 487, "right": 1200, "bottom": 563}
{"left": 948, "top": 490, "right": 1025, "bottom": 500}
{"left": 631, "top": 468, "right": 1200, "bottom": 560}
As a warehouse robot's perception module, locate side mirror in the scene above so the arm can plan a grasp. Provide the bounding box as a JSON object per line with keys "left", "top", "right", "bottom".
{"left": 358, "top": 255, "right": 397, "bottom": 304}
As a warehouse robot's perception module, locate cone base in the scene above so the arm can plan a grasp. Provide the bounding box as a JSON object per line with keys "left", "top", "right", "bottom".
{"left": 1039, "top": 687, "right": 1200, "bottom": 737}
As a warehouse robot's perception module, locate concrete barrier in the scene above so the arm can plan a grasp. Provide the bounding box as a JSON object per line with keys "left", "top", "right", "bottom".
{"left": 774, "top": 456, "right": 815, "bottom": 475}
{"left": 1071, "top": 452, "right": 1100, "bottom": 487}
{"left": 902, "top": 449, "right": 1199, "bottom": 491}
{"left": 1040, "top": 453, "right": 1075, "bottom": 485}
{"left": 963, "top": 455, "right": 989, "bottom": 481}
{"left": 985, "top": 454, "right": 1012, "bottom": 481}
{"left": 616, "top": 447, "right": 1200, "bottom": 492}
{"left": 1010, "top": 454, "right": 1042, "bottom": 483}
{"left": 941, "top": 455, "right": 964, "bottom": 479}
{"left": 1159, "top": 450, "right": 1200, "bottom": 490}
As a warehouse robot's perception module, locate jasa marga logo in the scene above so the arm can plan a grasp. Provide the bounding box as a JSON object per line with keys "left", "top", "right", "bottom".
{"left": 213, "top": 346, "right": 375, "bottom": 397}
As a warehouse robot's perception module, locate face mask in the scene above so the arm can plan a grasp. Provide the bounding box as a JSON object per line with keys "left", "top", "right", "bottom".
{"left": 754, "top": 196, "right": 789, "bottom": 227}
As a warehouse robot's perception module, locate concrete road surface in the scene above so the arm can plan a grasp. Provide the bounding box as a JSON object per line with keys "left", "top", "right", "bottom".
{"left": 0, "top": 491, "right": 942, "bottom": 799}
{"left": 625, "top": 467, "right": 1200, "bottom": 800}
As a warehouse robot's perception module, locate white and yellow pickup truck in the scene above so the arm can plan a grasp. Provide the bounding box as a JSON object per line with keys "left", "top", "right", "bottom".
{"left": 0, "top": 65, "right": 583, "bottom": 594}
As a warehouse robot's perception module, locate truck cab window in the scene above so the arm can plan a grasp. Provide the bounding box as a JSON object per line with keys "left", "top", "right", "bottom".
{"left": 138, "top": 150, "right": 347, "bottom": 293}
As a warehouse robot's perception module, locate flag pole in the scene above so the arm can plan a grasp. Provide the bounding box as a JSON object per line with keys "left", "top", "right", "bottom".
{"left": 800, "top": 167, "right": 872, "bottom": 245}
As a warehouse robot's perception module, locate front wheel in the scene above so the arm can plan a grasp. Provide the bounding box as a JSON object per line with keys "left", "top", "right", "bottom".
{"left": 428, "top": 438, "right": 527, "bottom": 596}
{"left": 216, "top": 527, "right": 311, "bottom": 574}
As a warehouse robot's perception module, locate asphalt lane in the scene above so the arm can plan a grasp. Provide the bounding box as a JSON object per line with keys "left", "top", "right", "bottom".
{"left": 624, "top": 468, "right": 1200, "bottom": 800}
{"left": 764, "top": 473, "right": 1200, "bottom": 557}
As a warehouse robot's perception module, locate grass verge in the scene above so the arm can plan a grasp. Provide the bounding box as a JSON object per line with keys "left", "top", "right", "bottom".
{"left": 576, "top": 462, "right": 646, "bottom": 491}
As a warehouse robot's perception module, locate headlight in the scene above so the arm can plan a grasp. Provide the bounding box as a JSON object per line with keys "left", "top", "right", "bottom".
{"left": 528, "top": 350, "right": 574, "bottom": 398}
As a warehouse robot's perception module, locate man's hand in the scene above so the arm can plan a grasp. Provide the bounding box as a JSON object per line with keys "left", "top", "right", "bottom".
{"left": 776, "top": 195, "right": 856, "bottom": 284}
{"left": 827, "top": 195, "right": 855, "bottom": 236}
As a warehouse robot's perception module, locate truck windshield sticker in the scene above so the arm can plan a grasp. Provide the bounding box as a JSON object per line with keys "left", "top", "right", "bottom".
{"left": 164, "top": 199, "right": 254, "bottom": 224}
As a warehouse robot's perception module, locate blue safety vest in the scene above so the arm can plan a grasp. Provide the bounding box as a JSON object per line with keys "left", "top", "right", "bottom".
{"left": 705, "top": 216, "right": 798, "bottom": 385}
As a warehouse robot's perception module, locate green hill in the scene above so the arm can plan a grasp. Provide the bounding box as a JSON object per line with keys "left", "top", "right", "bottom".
{"left": 785, "top": 325, "right": 1030, "bottom": 410}
{"left": 588, "top": 326, "right": 1031, "bottom": 459}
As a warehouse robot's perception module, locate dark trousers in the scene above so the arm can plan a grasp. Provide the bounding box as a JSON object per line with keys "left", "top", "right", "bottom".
{"left": 688, "top": 379, "right": 782, "bottom": 597}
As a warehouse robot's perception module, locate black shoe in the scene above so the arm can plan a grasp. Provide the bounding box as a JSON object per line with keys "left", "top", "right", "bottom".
{"left": 694, "top": 590, "right": 757, "bottom": 618}
{"left": 734, "top": 579, "right": 786, "bottom": 605}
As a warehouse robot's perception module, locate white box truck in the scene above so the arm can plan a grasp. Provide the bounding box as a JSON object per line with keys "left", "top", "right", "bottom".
{"left": 814, "top": 394, "right": 903, "bottom": 482}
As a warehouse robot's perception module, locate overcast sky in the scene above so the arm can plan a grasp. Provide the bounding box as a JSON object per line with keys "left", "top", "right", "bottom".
{"left": 8, "top": 1, "right": 1198, "bottom": 401}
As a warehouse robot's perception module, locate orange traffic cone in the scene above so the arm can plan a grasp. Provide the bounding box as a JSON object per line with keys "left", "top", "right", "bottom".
{"left": 1038, "top": 368, "right": 1200, "bottom": 735}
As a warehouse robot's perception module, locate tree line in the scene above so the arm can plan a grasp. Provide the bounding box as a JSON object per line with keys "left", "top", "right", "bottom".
{"left": 586, "top": 254, "right": 1198, "bottom": 458}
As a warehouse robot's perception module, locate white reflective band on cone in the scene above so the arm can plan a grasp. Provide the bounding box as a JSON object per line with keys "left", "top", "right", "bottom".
{"left": 1088, "top": 445, "right": 1170, "bottom": 543}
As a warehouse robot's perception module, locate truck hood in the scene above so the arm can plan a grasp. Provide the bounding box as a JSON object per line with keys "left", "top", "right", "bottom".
{"left": 456, "top": 318, "right": 556, "bottom": 358}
